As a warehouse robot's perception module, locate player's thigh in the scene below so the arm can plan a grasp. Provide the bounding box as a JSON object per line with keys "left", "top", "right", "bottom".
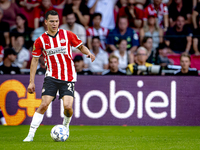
{"left": 58, "top": 82, "right": 75, "bottom": 100}
{"left": 42, "top": 77, "right": 59, "bottom": 99}
{"left": 41, "top": 95, "right": 55, "bottom": 106}
{"left": 62, "top": 95, "right": 74, "bottom": 109}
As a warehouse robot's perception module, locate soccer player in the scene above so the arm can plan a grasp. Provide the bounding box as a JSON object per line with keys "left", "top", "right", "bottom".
{"left": 23, "top": 10, "right": 95, "bottom": 142}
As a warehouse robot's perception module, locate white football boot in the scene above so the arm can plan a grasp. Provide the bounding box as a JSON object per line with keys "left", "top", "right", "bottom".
{"left": 23, "top": 135, "right": 34, "bottom": 142}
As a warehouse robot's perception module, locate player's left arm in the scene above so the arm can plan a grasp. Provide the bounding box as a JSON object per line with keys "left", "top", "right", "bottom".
{"left": 77, "top": 45, "right": 95, "bottom": 62}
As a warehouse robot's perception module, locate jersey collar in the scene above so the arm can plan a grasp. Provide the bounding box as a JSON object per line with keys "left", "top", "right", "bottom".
{"left": 45, "top": 29, "right": 59, "bottom": 38}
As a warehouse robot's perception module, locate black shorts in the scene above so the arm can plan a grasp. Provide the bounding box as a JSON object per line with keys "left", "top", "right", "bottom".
{"left": 41, "top": 77, "right": 75, "bottom": 100}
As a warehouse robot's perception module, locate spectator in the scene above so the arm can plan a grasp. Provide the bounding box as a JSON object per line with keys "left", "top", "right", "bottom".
{"left": 113, "top": 39, "right": 129, "bottom": 70}
{"left": 174, "top": 53, "right": 198, "bottom": 75}
{"left": 193, "top": 15, "right": 200, "bottom": 55}
{"left": 134, "top": 0, "right": 147, "bottom": 9}
{"left": 83, "top": 36, "right": 109, "bottom": 74}
{"left": 126, "top": 46, "right": 160, "bottom": 75}
{"left": 73, "top": 55, "right": 93, "bottom": 75}
{"left": 86, "top": 13, "right": 109, "bottom": 50}
{"left": 107, "top": 16, "right": 139, "bottom": 59}
{"left": 0, "top": 45, "right": 3, "bottom": 62}
{"left": 165, "top": 15, "right": 193, "bottom": 54}
{"left": 168, "top": 0, "right": 192, "bottom": 28}
{"left": 33, "top": 0, "right": 54, "bottom": 29}
{"left": 0, "top": 48, "right": 21, "bottom": 74}
{"left": 13, "top": 36, "right": 30, "bottom": 69}
{"left": 192, "top": 1, "right": 200, "bottom": 29}
{"left": 0, "top": 0, "right": 21, "bottom": 28}
{"left": 87, "top": 0, "right": 117, "bottom": 30}
{"left": 143, "top": 0, "right": 169, "bottom": 31}
{"left": 162, "top": 0, "right": 173, "bottom": 6}
{"left": 141, "top": 36, "right": 155, "bottom": 64}
{"left": 36, "top": 55, "right": 46, "bottom": 75}
{"left": 117, "top": 0, "right": 143, "bottom": 30}
{"left": 51, "top": 0, "right": 66, "bottom": 24}
{"left": 31, "top": 22, "right": 47, "bottom": 42}
{"left": 140, "top": 15, "right": 163, "bottom": 52}
{"left": 19, "top": 0, "right": 40, "bottom": 29}
{"left": 114, "top": 0, "right": 127, "bottom": 14}
{"left": 155, "top": 42, "right": 173, "bottom": 67}
{"left": 102, "top": 54, "right": 126, "bottom": 75}
{"left": 10, "top": 14, "right": 33, "bottom": 49}
{"left": 0, "top": 109, "right": 7, "bottom": 125}
{"left": 0, "top": 8, "right": 10, "bottom": 48}
{"left": 60, "top": 12, "right": 86, "bottom": 45}
{"left": 63, "top": 0, "right": 90, "bottom": 28}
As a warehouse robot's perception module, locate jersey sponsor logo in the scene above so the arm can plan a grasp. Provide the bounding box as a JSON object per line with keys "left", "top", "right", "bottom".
{"left": 60, "top": 39, "right": 66, "bottom": 43}
{"left": 45, "top": 47, "right": 67, "bottom": 56}
{"left": 45, "top": 43, "right": 50, "bottom": 46}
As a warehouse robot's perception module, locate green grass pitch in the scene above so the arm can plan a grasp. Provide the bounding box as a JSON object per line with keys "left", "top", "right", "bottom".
{"left": 0, "top": 125, "right": 200, "bottom": 150}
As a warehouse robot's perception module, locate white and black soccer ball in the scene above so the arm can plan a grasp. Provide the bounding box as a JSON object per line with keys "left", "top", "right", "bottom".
{"left": 50, "top": 125, "right": 69, "bottom": 142}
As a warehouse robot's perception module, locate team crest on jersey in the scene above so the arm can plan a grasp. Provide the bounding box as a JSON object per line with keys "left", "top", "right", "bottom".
{"left": 60, "top": 39, "right": 66, "bottom": 43}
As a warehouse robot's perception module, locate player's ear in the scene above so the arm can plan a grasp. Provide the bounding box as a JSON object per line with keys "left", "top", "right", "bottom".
{"left": 44, "top": 19, "right": 47, "bottom": 26}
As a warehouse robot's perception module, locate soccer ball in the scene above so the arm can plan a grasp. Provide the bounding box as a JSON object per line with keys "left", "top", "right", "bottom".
{"left": 50, "top": 125, "right": 69, "bottom": 142}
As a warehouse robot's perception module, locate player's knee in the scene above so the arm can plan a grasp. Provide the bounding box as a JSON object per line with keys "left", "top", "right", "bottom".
{"left": 40, "top": 102, "right": 49, "bottom": 111}
{"left": 63, "top": 104, "right": 72, "bottom": 111}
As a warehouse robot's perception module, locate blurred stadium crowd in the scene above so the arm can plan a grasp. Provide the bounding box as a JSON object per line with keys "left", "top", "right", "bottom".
{"left": 0, "top": 0, "right": 200, "bottom": 76}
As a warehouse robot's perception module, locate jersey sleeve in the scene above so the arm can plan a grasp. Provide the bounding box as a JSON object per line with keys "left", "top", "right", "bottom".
{"left": 67, "top": 31, "right": 83, "bottom": 48}
{"left": 32, "top": 38, "right": 43, "bottom": 57}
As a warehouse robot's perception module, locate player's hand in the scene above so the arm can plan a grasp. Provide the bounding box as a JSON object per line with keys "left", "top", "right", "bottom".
{"left": 87, "top": 53, "right": 95, "bottom": 62}
{"left": 27, "top": 82, "right": 35, "bottom": 94}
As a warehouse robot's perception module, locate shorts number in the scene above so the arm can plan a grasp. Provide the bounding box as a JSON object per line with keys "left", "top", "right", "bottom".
{"left": 67, "top": 83, "right": 74, "bottom": 92}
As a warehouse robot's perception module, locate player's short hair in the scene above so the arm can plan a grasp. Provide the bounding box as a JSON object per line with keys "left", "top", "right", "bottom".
{"left": 109, "top": 54, "right": 119, "bottom": 62}
{"left": 45, "top": 10, "right": 59, "bottom": 20}
{"left": 180, "top": 53, "right": 191, "bottom": 61}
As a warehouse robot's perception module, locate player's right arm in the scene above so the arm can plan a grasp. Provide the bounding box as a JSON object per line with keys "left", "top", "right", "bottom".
{"left": 28, "top": 38, "right": 43, "bottom": 94}
{"left": 28, "top": 57, "right": 39, "bottom": 93}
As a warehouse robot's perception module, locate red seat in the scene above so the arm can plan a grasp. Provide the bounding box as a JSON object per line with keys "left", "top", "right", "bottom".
{"left": 191, "top": 55, "right": 200, "bottom": 70}
{"left": 167, "top": 54, "right": 180, "bottom": 65}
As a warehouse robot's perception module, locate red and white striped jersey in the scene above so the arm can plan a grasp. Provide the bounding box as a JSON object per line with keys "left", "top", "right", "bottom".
{"left": 32, "top": 29, "right": 82, "bottom": 82}
{"left": 86, "top": 27, "right": 109, "bottom": 50}
{"left": 143, "top": 3, "right": 168, "bottom": 28}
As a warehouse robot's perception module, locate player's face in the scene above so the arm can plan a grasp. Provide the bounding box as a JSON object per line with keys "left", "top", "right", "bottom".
{"left": 109, "top": 58, "right": 119, "bottom": 71}
{"left": 180, "top": 56, "right": 190, "bottom": 70}
{"left": 45, "top": 15, "right": 59, "bottom": 34}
